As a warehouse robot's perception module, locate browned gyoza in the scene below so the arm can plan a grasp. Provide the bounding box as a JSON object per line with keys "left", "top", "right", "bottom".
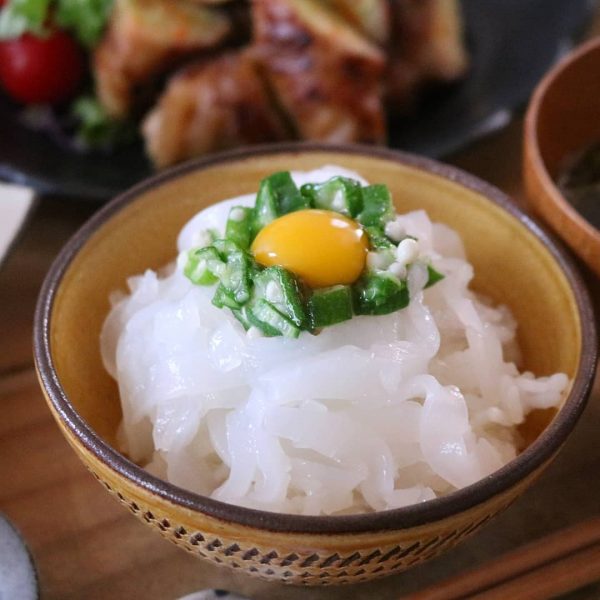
{"left": 387, "top": 0, "right": 468, "bottom": 108}
{"left": 94, "top": 0, "right": 468, "bottom": 167}
{"left": 326, "top": 0, "right": 391, "bottom": 43}
{"left": 252, "top": 0, "right": 386, "bottom": 145}
{"left": 94, "top": 0, "right": 234, "bottom": 118}
{"left": 143, "top": 51, "right": 289, "bottom": 168}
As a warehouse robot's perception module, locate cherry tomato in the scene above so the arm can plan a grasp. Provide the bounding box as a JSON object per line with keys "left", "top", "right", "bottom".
{"left": 0, "top": 30, "right": 85, "bottom": 105}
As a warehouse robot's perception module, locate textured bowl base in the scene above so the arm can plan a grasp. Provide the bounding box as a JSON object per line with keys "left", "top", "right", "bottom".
{"left": 88, "top": 466, "right": 516, "bottom": 586}
{"left": 35, "top": 145, "right": 594, "bottom": 587}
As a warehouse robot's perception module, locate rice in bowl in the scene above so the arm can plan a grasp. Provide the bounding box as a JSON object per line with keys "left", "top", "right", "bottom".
{"left": 100, "top": 166, "right": 569, "bottom": 516}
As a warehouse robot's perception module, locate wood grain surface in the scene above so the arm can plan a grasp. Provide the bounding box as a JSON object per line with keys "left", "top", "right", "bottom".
{"left": 1, "top": 121, "right": 600, "bottom": 599}
{"left": 406, "top": 517, "right": 600, "bottom": 600}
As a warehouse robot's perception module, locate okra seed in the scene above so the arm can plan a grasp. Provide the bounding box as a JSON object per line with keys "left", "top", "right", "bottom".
{"left": 367, "top": 251, "right": 390, "bottom": 271}
{"left": 229, "top": 207, "right": 246, "bottom": 222}
{"left": 396, "top": 238, "right": 419, "bottom": 265}
{"left": 266, "top": 281, "right": 283, "bottom": 303}
{"left": 331, "top": 190, "right": 346, "bottom": 212}
{"left": 192, "top": 229, "right": 213, "bottom": 248}
{"left": 384, "top": 219, "right": 405, "bottom": 242}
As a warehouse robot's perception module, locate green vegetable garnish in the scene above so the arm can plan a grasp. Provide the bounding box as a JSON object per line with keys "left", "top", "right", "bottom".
{"left": 184, "top": 246, "right": 223, "bottom": 285}
{"left": 365, "top": 226, "right": 395, "bottom": 250}
{"left": 56, "top": 0, "right": 113, "bottom": 46}
{"left": 425, "top": 265, "right": 445, "bottom": 289}
{"left": 225, "top": 206, "right": 254, "bottom": 250}
{"left": 71, "top": 95, "right": 136, "bottom": 150}
{"left": 301, "top": 176, "right": 362, "bottom": 218}
{"left": 307, "top": 285, "right": 353, "bottom": 330}
{"left": 353, "top": 273, "right": 410, "bottom": 316}
{"left": 231, "top": 306, "right": 252, "bottom": 331}
{"left": 212, "top": 283, "right": 242, "bottom": 310}
{"left": 248, "top": 298, "right": 300, "bottom": 339}
{"left": 253, "top": 266, "right": 306, "bottom": 329}
{"left": 219, "top": 248, "right": 252, "bottom": 306}
{"left": 357, "top": 184, "right": 395, "bottom": 228}
{"left": 0, "top": 0, "right": 50, "bottom": 39}
{"left": 253, "top": 172, "right": 308, "bottom": 234}
{"left": 184, "top": 172, "right": 445, "bottom": 338}
{"left": 212, "top": 239, "right": 240, "bottom": 257}
{"left": 0, "top": 0, "right": 112, "bottom": 44}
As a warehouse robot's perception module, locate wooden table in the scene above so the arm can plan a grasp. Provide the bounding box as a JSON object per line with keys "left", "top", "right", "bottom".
{"left": 1, "top": 119, "right": 599, "bottom": 599}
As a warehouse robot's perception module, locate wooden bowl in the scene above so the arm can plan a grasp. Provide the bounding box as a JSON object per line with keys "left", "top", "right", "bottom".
{"left": 34, "top": 144, "right": 597, "bottom": 586}
{"left": 524, "top": 37, "right": 600, "bottom": 277}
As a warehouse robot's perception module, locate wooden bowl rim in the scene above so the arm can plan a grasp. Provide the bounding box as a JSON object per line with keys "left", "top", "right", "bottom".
{"left": 34, "top": 142, "right": 597, "bottom": 534}
{"left": 524, "top": 36, "right": 600, "bottom": 242}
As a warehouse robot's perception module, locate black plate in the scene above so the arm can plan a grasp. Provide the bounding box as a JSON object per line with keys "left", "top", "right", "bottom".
{"left": 0, "top": 0, "right": 594, "bottom": 202}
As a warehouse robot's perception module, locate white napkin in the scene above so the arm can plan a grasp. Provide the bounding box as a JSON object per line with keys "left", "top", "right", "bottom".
{"left": 0, "top": 514, "right": 37, "bottom": 600}
{"left": 0, "top": 183, "right": 36, "bottom": 265}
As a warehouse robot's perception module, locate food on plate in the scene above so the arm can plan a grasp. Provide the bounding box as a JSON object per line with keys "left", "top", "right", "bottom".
{"left": 94, "top": 0, "right": 233, "bottom": 118}
{"left": 328, "top": 0, "right": 390, "bottom": 44}
{"left": 387, "top": 0, "right": 468, "bottom": 107}
{"left": 0, "top": 0, "right": 469, "bottom": 167}
{"left": 100, "top": 166, "right": 569, "bottom": 515}
{"left": 143, "top": 50, "right": 289, "bottom": 168}
{"left": 0, "top": 0, "right": 109, "bottom": 107}
{"left": 0, "top": 28, "right": 84, "bottom": 104}
{"left": 252, "top": 0, "right": 386, "bottom": 145}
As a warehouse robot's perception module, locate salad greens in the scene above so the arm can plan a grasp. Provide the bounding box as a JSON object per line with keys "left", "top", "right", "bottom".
{"left": 55, "top": 0, "right": 113, "bottom": 47}
{"left": 184, "top": 172, "right": 444, "bottom": 338}
{"left": 0, "top": 0, "right": 125, "bottom": 150}
{"left": 0, "top": 0, "right": 50, "bottom": 39}
{"left": 71, "top": 95, "right": 135, "bottom": 149}
{"left": 0, "top": 0, "right": 112, "bottom": 46}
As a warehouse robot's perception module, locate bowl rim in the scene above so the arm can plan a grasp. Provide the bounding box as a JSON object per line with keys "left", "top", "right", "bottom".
{"left": 34, "top": 142, "right": 597, "bottom": 534}
{"left": 524, "top": 36, "right": 600, "bottom": 242}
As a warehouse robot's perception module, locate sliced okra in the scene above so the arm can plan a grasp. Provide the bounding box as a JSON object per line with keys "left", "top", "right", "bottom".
{"left": 225, "top": 206, "right": 254, "bottom": 250}
{"left": 184, "top": 246, "right": 224, "bottom": 285}
{"left": 247, "top": 299, "right": 301, "bottom": 338}
{"left": 307, "top": 285, "right": 353, "bottom": 329}
{"left": 300, "top": 176, "right": 363, "bottom": 217}
{"left": 357, "top": 184, "right": 395, "bottom": 228}
{"left": 253, "top": 266, "right": 306, "bottom": 328}
{"left": 353, "top": 272, "right": 409, "bottom": 316}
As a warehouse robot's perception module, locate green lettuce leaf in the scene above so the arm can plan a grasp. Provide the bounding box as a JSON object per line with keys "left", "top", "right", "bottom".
{"left": 55, "top": 0, "right": 113, "bottom": 47}
{"left": 0, "top": 0, "right": 112, "bottom": 46}
{"left": 0, "top": 0, "right": 51, "bottom": 39}
{"left": 72, "top": 95, "right": 136, "bottom": 149}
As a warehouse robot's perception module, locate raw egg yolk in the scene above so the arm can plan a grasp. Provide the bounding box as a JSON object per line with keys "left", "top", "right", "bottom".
{"left": 251, "top": 209, "right": 368, "bottom": 288}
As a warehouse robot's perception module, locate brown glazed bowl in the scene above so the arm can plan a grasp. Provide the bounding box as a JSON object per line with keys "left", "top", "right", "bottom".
{"left": 34, "top": 144, "right": 596, "bottom": 586}
{"left": 524, "top": 36, "right": 600, "bottom": 278}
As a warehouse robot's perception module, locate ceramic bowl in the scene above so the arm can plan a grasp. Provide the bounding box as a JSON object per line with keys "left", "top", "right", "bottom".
{"left": 524, "top": 36, "right": 600, "bottom": 278}
{"left": 34, "top": 144, "right": 597, "bottom": 586}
